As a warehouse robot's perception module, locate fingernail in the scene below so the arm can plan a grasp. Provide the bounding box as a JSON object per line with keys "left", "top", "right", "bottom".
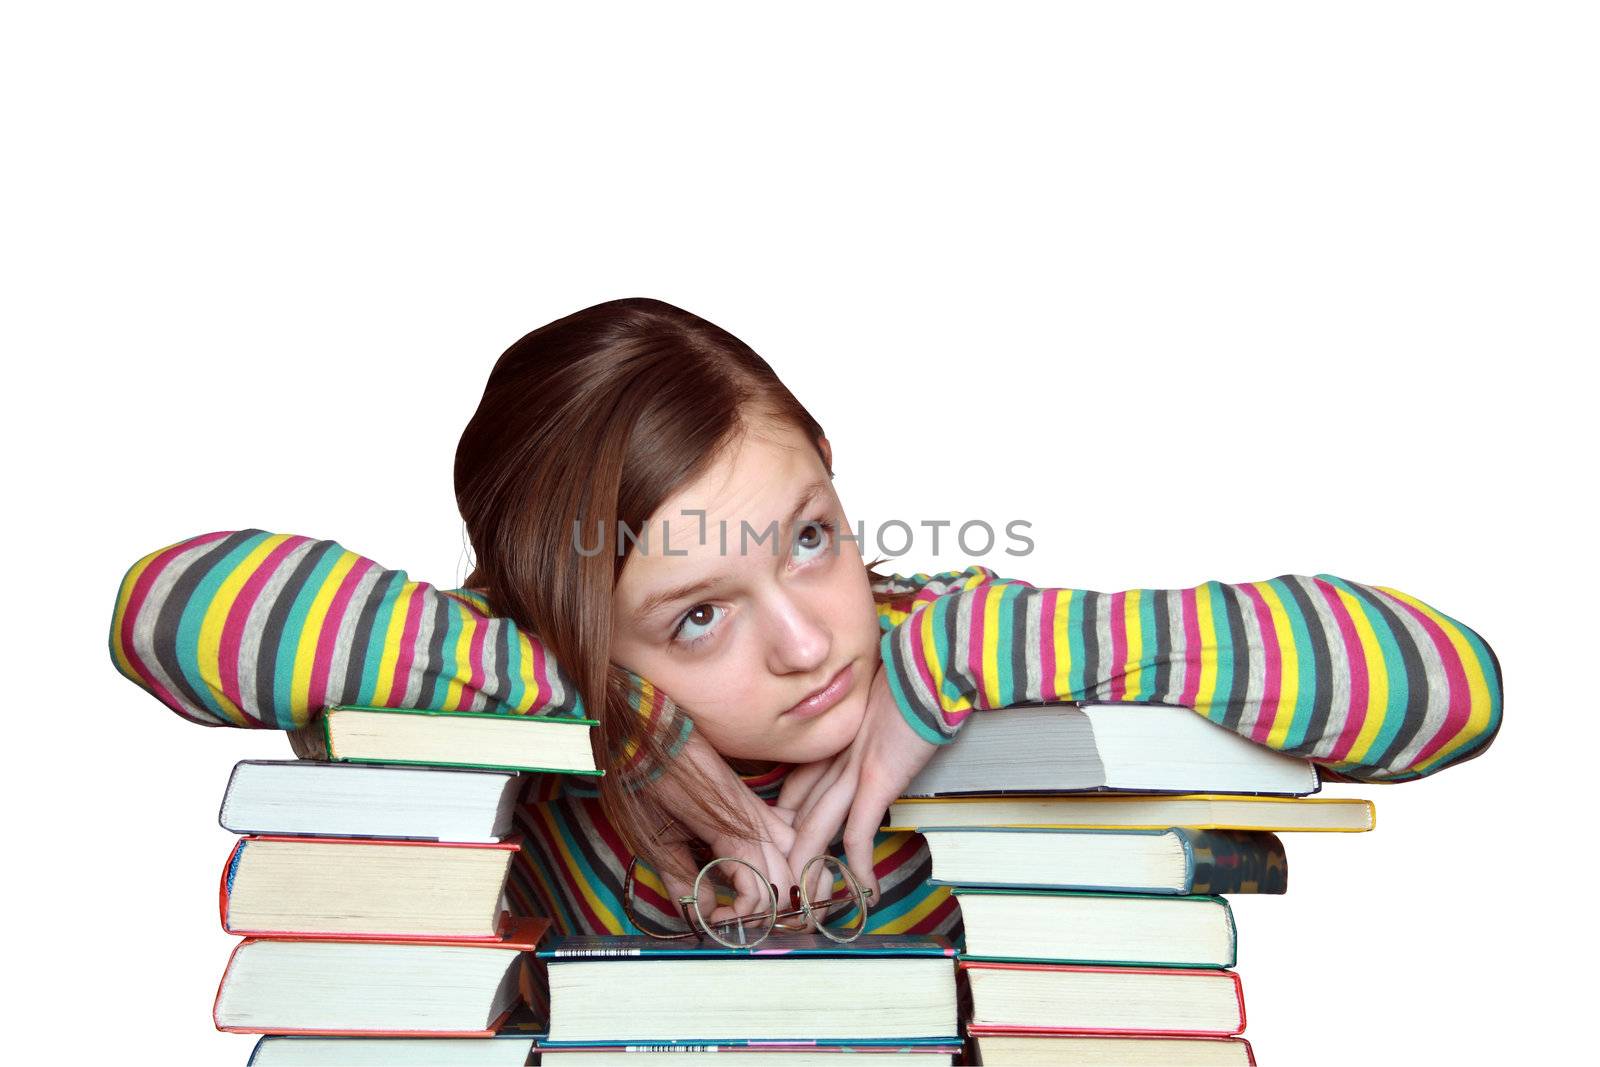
{"left": 789, "top": 884, "right": 802, "bottom": 908}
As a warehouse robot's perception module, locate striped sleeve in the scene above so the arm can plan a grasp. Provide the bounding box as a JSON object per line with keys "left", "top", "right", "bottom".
{"left": 107, "top": 529, "right": 691, "bottom": 782}
{"left": 872, "top": 565, "right": 1021, "bottom": 634}
{"left": 877, "top": 571, "right": 1503, "bottom": 783}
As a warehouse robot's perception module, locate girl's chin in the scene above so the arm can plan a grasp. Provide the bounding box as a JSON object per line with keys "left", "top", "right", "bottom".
{"left": 773, "top": 702, "right": 864, "bottom": 764}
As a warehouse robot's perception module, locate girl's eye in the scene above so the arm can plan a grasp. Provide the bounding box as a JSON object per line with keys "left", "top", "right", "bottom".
{"left": 792, "top": 517, "right": 836, "bottom": 562}
{"left": 669, "top": 518, "right": 836, "bottom": 649}
{"left": 671, "top": 603, "right": 723, "bottom": 648}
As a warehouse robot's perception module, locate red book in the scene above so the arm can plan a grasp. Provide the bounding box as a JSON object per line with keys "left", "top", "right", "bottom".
{"left": 213, "top": 916, "right": 549, "bottom": 1036}
{"left": 967, "top": 1029, "right": 1257, "bottom": 1065}
{"left": 219, "top": 833, "right": 522, "bottom": 939}
{"left": 959, "top": 960, "right": 1246, "bottom": 1037}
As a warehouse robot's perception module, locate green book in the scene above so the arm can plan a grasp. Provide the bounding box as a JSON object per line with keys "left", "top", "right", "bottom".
{"left": 320, "top": 705, "right": 602, "bottom": 775}
{"left": 953, "top": 888, "right": 1237, "bottom": 969}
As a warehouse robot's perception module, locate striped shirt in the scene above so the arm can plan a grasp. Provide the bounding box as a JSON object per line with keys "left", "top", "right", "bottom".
{"left": 109, "top": 530, "right": 1502, "bottom": 941}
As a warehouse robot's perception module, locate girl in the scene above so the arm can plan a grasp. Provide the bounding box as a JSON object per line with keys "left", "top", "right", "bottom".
{"left": 109, "top": 297, "right": 1503, "bottom": 943}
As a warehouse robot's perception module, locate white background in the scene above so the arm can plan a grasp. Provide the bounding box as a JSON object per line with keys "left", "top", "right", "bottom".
{"left": 5, "top": 3, "right": 1595, "bottom": 1063}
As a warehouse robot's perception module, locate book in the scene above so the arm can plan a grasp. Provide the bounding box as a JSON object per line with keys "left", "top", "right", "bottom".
{"left": 921, "top": 827, "right": 1286, "bottom": 895}
{"left": 886, "top": 793, "right": 1374, "bottom": 832}
{"left": 220, "top": 835, "right": 521, "bottom": 939}
{"left": 904, "top": 702, "right": 1318, "bottom": 797}
{"left": 967, "top": 1031, "right": 1256, "bottom": 1065}
{"left": 323, "top": 704, "right": 601, "bottom": 775}
{"left": 952, "top": 889, "right": 1237, "bottom": 967}
{"left": 536, "top": 933, "right": 959, "bottom": 1043}
{"left": 248, "top": 1034, "right": 540, "bottom": 1065}
{"left": 536, "top": 1038, "right": 963, "bottom": 1064}
{"left": 219, "top": 759, "right": 523, "bottom": 843}
{"left": 213, "top": 917, "right": 549, "bottom": 1035}
{"left": 959, "top": 961, "right": 1246, "bottom": 1036}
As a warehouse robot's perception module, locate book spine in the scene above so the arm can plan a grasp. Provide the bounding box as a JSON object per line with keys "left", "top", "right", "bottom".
{"left": 218, "top": 838, "right": 246, "bottom": 932}
{"left": 217, "top": 760, "right": 244, "bottom": 833}
{"left": 1183, "top": 830, "right": 1288, "bottom": 895}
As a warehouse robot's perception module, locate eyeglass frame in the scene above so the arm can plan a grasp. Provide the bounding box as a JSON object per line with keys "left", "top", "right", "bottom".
{"left": 622, "top": 848, "right": 876, "bottom": 949}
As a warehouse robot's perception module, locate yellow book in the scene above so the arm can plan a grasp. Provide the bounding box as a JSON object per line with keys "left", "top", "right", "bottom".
{"left": 884, "top": 793, "right": 1374, "bottom": 833}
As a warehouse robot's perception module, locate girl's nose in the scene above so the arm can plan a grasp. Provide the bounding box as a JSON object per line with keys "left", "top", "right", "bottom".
{"left": 765, "top": 598, "right": 831, "bottom": 675}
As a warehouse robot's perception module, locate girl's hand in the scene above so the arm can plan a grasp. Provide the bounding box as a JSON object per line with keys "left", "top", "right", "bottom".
{"left": 778, "top": 662, "right": 939, "bottom": 908}
{"left": 644, "top": 727, "right": 803, "bottom": 927}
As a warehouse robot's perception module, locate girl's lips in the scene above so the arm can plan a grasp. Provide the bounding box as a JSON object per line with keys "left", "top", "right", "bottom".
{"left": 779, "top": 662, "right": 854, "bottom": 721}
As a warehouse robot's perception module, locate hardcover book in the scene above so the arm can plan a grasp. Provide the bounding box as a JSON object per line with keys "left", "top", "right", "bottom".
{"left": 886, "top": 793, "right": 1374, "bottom": 833}
{"left": 967, "top": 1030, "right": 1256, "bottom": 1065}
{"left": 247, "top": 1033, "right": 541, "bottom": 1065}
{"left": 952, "top": 889, "right": 1238, "bottom": 968}
{"left": 213, "top": 917, "right": 549, "bottom": 1036}
{"left": 219, "top": 759, "right": 524, "bottom": 843}
{"left": 220, "top": 834, "right": 521, "bottom": 939}
{"left": 323, "top": 704, "right": 601, "bottom": 774}
{"left": 536, "top": 1038, "right": 964, "bottom": 1065}
{"left": 905, "top": 702, "right": 1319, "bottom": 797}
{"left": 536, "top": 934, "right": 959, "bottom": 1043}
{"left": 920, "top": 827, "right": 1287, "bottom": 895}
{"left": 959, "top": 961, "right": 1246, "bottom": 1037}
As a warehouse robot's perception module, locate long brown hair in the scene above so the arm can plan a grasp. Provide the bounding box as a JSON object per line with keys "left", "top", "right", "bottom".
{"left": 454, "top": 297, "right": 903, "bottom": 884}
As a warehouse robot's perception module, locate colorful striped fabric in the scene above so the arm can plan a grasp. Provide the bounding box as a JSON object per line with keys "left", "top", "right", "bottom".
{"left": 108, "top": 530, "right": 1503, "bottom": 941}
{"left": 879, "top": 568, "right": 1504, "bottom": 782}
{"left": 107, "top": 530, "right": 686, "bottom": 785}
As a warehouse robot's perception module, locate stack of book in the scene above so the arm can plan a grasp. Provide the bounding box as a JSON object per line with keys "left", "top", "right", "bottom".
{"left": 210, "top": 704, "right": 602, "bottom": 1066}
{"left": 534, "top": 932, "right": 964, "bottom": 1064}
{"left": 883, "top": 702, "right": 1377, "bottom": 1066}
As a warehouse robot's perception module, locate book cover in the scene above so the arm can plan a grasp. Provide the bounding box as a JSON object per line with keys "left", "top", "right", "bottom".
{"left": 214, "top": 916, "right": 550, "bottom": 1037}
{"left": 958, "top": 961, "right": 1247, "bottom": 1037}
{"left": 324, "top": 704, "right": 604, "bottom": 775}
{"left": 218, "top": 759, "right": 521, "bottom": 842}
{"left": 536, "top": 1038, "right": 965, "bottom": 1051}
{"left": 247, "top": 1033, "right": 542, "bottom": 1065}
{"left": 219, "top": 834, "right": 523, "bottom": 939}
{"left": 923, "top": 827, "right": 1287, "bottom": 895}
{"left": 951, "top": 888, "right": 1239, "bottom": 968}
{"left": 886, "top": 792, "right": 1375, "bottom": 832}
{"left": 965, "top": 1030, "right": 1257, "bottom": 1065}
{"left": 537, "top": 932, "right": 958, "bottom": 960}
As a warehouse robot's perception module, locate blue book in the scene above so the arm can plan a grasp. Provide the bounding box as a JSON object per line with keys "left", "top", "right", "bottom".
{"left": 536, "top": 1037, "right": 965, "bottom": 1054}
{"left": 537, "top": 931, "right": 956, "bottom": 959}
{"left": 536, "top": 934, "right": 959, "bottom": 1044}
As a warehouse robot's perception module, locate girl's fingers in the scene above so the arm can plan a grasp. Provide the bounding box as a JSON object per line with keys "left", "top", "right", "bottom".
{"left": 762, "top": 807, "right": 797, "bottom": 854}
{"left": 763, "top": 841, "right": 800, "bottom": 912}
{"left": 726, "top": 858, "right": 770, "bottom": 923}
{"left": 796, "top": 756, "right": 847, "bottom": 827}
{"left": 657, "top": 840, "right": 716, "bottom": 922}
{"left": 843, "top": 796, "right": 883, "bottom": 902}
{"left": 777, "top": 760, "right": 829, "bottom": 810}
{"left": 771, "top": 805, "right": 797, "bottom": 827}
{"left": 787, "top": 772, "right": 855, "bottom": 884}
{"left": 809, "top": 857, "right": 834, "bottom": 924}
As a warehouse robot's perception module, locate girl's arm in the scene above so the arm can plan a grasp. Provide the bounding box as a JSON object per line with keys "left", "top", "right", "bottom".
{"left": 107, "top": 529, "right": 690, "bottom": 783}
{"left": 876, "top": 569, "right": 1503, "bottom": 783}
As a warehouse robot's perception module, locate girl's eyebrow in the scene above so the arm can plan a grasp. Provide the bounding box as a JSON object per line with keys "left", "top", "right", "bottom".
{"left": 633, "top": 477, "right": 833, "bottom": 622}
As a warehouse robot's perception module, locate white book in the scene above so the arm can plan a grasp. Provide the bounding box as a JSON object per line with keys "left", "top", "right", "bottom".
{"left": 249, "top": 1034, "right": 539, "bottom": 1065}
{"left": 904, "top": 702, "right": 1318, "bottom": 797}
{"left": 219, "top": 759, "right": 522, "bottom": 843}
{"left": 214, "top": 926, "right": 539, "bottom": 1035}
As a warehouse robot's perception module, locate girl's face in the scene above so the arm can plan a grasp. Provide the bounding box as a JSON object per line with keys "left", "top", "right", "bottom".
{"left": 610, "top": 417, "right": 881, "bottom": 765}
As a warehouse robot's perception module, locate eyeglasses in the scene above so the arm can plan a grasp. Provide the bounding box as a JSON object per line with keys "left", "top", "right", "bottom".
{"left": 623, "top": 845, "right": 875, "bottom": 950}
